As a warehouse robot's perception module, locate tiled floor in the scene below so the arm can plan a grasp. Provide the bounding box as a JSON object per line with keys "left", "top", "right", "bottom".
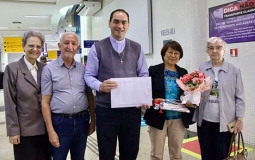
{"left": 0, "top": 104, "right": 254, "bottom": 159}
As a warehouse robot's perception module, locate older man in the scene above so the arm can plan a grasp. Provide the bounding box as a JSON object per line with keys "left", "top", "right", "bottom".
{"left": 41, "top": 32, "right": 95, "bottom": 160}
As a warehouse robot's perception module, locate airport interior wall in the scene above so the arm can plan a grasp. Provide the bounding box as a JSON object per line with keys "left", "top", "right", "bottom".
{"left": 0, "top": 0, "right": 254, "bottom": 145}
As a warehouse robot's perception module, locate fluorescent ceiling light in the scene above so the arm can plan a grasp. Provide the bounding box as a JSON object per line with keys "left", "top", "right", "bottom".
{"left": 3, "top": 35, "right": 19, "bottom": 37}
{"left": 24, "top": 15, "right": 49, "bottom": 18}
{"left": 30, "top": 27, "right": 49, "bottom": 29}
{"left": 0, "top": 27, "right": 8, "bottom": 29}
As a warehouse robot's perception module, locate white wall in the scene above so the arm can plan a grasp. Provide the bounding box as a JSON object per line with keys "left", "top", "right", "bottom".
{"left": 207, "top": 0, "right": 255, "bottom": 146}
{"left": 86, "top": 0, "right": 152, "bottom": 54}
{"left": 86, "top": 0, "right": 255, "bottom": 145}
{"left": 147, "top": 0, "right": 208, "bottom": 72}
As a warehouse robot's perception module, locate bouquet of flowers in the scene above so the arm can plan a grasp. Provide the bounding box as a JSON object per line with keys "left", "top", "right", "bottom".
{"left": 176, "top": 70, "right": 211, "bottom": 106}
{"left": 153, "top": 99, "right": 191, "bottom": 113}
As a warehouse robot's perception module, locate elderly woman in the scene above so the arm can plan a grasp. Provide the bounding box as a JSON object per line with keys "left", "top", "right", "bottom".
{"left": 193, "top": 37, "right": 245, "bottom": 160}
{"left": 144, "top": 41, "right": 194, "bottom": 160}
{"left": 3, "top": 30, "right": 51, "bottom": 160}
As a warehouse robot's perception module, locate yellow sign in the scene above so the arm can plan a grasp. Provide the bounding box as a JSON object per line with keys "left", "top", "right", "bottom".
{"left": 3, "top": 37, "right": 23, "bottom": 53}
{"left": 47, "top": 50, "right": 58, "bottom": 60}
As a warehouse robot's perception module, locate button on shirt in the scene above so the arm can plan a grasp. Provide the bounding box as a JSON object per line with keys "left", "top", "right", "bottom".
{"left": 24, "top": 56, "right": 38, "bottom": 84}
{"left": 41, "top": 56, "right": 89, "bottom": 114}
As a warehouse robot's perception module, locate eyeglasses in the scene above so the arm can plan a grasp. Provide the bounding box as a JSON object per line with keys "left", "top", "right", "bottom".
{"left": 27, "top": 44, "right": 42, "bottom": 50}
{"left": 207, "top": 46, "right": 223, "bottom": 51}
{"left": 167, "top": 51, "right": 180, "bottom": 56}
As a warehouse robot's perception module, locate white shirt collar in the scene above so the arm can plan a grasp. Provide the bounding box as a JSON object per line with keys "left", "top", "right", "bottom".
{"left": 24, "top": 56, "right": 38, "bottom": 71}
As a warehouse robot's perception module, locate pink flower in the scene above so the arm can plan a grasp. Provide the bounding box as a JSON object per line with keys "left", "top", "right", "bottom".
{"left": 192, "top": 78, "right": 199, "bottom": 84}
{"left": 181, "top": 77, "right": 189, "bottom": 83}
{"left": 178, "top": 70, "right": 208, "bottom": 91}
{"left": 199, "top": 78, "right": 204, "bottom": 83}
{"left": 195, "top": 70, "right": 201, "bottom": 74}
{"left": 199, "top": 73, "right": 205, "bottom": 79}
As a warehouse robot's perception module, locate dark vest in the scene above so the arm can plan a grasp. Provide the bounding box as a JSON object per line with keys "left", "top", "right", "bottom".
{"left": 95, "top": 37, "right": 141, "bottom": 108}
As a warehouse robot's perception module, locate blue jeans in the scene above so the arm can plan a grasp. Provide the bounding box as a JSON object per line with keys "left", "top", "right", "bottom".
{"left": 51, "top": 113, "right": 90, "bottom": 160}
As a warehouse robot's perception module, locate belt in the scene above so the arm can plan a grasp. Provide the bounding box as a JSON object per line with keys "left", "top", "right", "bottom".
{"left": 51, "top": 110, "right": 88, "bottom": 119}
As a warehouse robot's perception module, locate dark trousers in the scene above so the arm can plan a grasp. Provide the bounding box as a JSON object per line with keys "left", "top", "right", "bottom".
{"left": 13, "top": 134, "right": 51, "bottom": 160}
{"left": 197, "top": 120, "right": 232, "bottom": 160}
{"left": 96, "top": 106, "right": 141, "bottom": 160}
{"left": 51, "top": 113, "right": 90, "bottom": 160}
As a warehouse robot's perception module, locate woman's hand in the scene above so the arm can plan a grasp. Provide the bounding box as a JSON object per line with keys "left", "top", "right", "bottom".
{"left": 9, "top": 135, "right": 20, "bottom": 144}
{"left": 185, "top": 101, "right": 198, "bottom": 108}
{"left": 153, "top": 98, "right": 165, "bottom": 103}
{"left": 234, "top": 119, "right": 243, "bottom": 133}
{"left": 185, "top": 97, "right": 202, "bottom": 108}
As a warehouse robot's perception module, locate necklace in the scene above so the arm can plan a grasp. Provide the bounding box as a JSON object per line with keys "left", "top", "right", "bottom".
{"left": 120, "top": 50, "right": 125, "bottom": 64}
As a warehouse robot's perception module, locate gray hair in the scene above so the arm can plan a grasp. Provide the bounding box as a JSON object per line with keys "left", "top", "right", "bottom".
{"left": 22, "top": 30, "right": 45, "bottom": 47}
{"left": 59, "top": 32, "right": 79, "bottom": 43}
{"left": 207, "top": 37, "right": 227, "bottom": 51}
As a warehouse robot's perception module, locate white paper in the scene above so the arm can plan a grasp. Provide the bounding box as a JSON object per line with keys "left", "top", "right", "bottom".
{"left": 161, "top": 103, "right": 190, "bottom": 113}
{"left": 111, "top": 77, "right": 152, "bottom": 108}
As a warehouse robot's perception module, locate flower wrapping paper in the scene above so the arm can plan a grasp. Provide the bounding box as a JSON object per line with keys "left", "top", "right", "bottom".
{"left": 176, "top": 76, "right": 212, "bottom": 106}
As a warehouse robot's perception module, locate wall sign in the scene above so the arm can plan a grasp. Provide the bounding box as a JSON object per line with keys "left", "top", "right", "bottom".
{"left": 3, "top": 37, "right": 23, "bottom": 53}
{"left": 84, "top": 40, "right": 99, "bottom": 48}
{"left": 209, "top": 0, "right": 255, "bottom": 43}
{"left": 161, "top": 28, "right": 175, "bottom": 36}
{"left": 230, "top": 48, "right": 238, "bottom": 57}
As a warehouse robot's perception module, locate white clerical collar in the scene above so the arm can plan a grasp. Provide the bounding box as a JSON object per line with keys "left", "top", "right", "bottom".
{"left": 110, "top": 36, "right": 125, "bottom": 44}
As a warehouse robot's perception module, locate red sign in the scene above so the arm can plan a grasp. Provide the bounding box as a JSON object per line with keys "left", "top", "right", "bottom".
{"left": 223, "top": 0, "right": 255, "bottom": 14}
{"left": 230, "top": 48, "right": 238, "bottom": 57}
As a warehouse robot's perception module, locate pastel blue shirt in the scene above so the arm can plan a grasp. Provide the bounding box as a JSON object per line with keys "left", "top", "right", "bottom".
{"left": 84, "top": 36, "right": 149, "bottom": 91}
{"left": 41, "top": 56, "right": 89, "bottom": 114}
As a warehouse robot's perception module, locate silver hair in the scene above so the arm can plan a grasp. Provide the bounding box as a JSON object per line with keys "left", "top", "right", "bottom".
{"left": 22, "top": 30, "right": 45, "bottom": 47}
{"left": 207, "top": 37, "right": 227, "bottom": 52}
{"left": 59, "top": 32, "right": 79, "bottom": 43}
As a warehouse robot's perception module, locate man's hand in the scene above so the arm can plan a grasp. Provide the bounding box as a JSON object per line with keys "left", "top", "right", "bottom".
{"left": 99, "top": 79, "right": 118, "bottom": 93}
{"left": 9, "top": 135, "right": 20, "bottom": 144}
{"left": 48, "top": 130, "right": 60, "bottom": 148}
{"left": 88, "top": 120, "right": 96, "bottom": 136}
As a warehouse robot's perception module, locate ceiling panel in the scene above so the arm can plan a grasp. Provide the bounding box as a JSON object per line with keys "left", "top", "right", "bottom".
{"left": 0, "top": 0, "right": 82, "bottom": 39}
{"left": 0, "top": 0, "right": 57, "bottom": 4}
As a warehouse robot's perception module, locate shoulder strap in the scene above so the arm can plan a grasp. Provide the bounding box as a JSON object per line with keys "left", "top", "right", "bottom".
{"left": 227, "top": 133, "right": 236, "bottom": 157}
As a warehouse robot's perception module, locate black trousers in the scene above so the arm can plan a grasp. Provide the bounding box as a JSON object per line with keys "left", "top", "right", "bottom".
{"left": 96, "top": 106, "right": 141, "bottom": 160}
{"left": 13, "top": 134, "right": 51, "bottom": 160}
{"left": 197, "top": 120, "right": 232, "bottom": 160}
